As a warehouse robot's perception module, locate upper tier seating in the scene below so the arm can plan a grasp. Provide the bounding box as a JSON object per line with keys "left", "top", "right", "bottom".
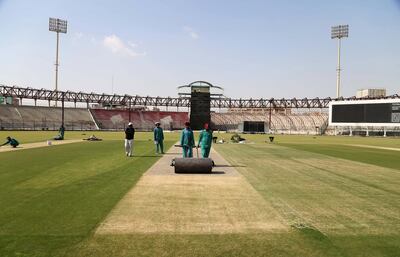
{"left": 90, "top": 109, "right": 188, "bottom": 130}
{"left": 0, "top": 105, "right": 96, "bottom": 130}
{"left": 211, "top": 112, "right": 329, "bottom": 134}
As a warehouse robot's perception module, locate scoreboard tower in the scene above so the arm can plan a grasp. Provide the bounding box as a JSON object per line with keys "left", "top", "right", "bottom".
{"left": 178, "top": 81, "right": 224, "bottom": 130}
{"left": 190, "top": 85, "right": 211, "bottom": 130}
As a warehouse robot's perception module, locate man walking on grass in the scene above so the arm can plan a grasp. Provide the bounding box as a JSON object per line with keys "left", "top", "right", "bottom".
{"left": 125, "top": 122, "right": 135, "bottom": 157}
{"left": 153, "top": 122, "right": 164, "bottom": 154}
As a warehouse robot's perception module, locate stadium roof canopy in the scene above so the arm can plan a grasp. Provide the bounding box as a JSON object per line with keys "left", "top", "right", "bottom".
{"left": 1, "top": 84, "right": 399, "bottom": 109}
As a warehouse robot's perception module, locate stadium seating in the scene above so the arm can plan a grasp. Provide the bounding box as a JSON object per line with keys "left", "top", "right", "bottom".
{"left": 0, "top": 105, "right": 189, "bottom": 131}
{"left": 0, "top": 104, "right": 330, "bottom": 134}
{"left": 90, "top": 109, "right": 188, "bottom": 130}
{"left": 211, "top": 111, "right": 329, "bottom": 134}
{"left": 0, "top": 105, "right": 96, "bottom": 130}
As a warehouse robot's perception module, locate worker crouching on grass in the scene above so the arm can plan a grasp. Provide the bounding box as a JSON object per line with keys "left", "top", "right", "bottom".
{"left": 198, "top": 123, "right": 213, "bottom": 158}
{"left": 125, "top": 122, "right": 135, "bottom": 157}
{"left": 54, "top": 124, "right": 65, "bottom": 140}
{"left": 1, "top": 136, "right": 19, "bottom": 148}
{"left": 180, "top": 121, "right": 195, "bottom": 157}
{"left": 154, "top": 122, "right": 164, "bottom": 154}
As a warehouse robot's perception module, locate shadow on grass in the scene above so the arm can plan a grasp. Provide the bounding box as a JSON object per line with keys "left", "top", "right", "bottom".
{"left": 174, "top": 171, "right": 224, "bottom": 175}
{"left": 129, "top": 155, "right": 159, "bottom": 158}
{"left": 211, "top": 171, "right": 226, "bottom": 174}
{"left": 214, "top": 164, "right": 246, "bottom": 168}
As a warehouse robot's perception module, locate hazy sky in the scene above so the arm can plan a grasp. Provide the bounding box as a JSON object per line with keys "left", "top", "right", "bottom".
{"left": 0, "top": 0, "right": 399, "bottom": 99}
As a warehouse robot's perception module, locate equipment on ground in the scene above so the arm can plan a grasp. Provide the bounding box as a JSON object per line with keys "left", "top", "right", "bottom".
{"left": 172, "top": 145, "right": 214, "bottom": 173}
{"left": 231, "top": 133, "right": 245, "bottom": 143}
{"left": 83, "top": 135, "right": 102, "bottom": 141}
{"left": 212, "top": 136, "right": 218, "bottom": 143}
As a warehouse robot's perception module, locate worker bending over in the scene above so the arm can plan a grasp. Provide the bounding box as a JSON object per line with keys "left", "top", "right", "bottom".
{"left": 1, "top": 136, "right": 19, "bottom": 148}
{"left": 54, "top": 125, "right": 65, "bottom": 140}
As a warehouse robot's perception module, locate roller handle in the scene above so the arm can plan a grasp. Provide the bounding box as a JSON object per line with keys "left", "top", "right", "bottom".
{"left": 174, "top": 144, "right": 198, "bottom": 148}
{"left": 174, "top": 144, "right": 200, "bottom": 159}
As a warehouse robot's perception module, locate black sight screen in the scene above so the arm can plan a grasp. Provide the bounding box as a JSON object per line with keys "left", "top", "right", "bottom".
{"left": 332, "top": 103, "right": 400, "bottom": 123}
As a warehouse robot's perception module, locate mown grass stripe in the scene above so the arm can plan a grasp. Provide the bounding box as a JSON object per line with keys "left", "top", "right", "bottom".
{"left": 0, "top": 140, "right": 174, "bottom": 256}
{"left": 279, "top": 143, "right": 400, "bottom": 171}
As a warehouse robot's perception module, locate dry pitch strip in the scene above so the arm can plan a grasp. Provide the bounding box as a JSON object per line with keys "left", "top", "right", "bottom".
{"left": 0, "top": 139, "right": 83, "bottom": 153}
{"left": 96, "top": 146, "right": 288, "bottom": 235}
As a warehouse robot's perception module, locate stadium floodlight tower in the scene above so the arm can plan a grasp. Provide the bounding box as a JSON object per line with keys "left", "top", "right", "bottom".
{"left": 49, "top": 17, "right": 67, "bottom": 107}
{"left": 331, "top": 24, "right": 349, "bottom": 98}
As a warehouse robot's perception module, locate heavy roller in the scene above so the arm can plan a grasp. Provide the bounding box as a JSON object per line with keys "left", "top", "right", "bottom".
{"left": 172, "top": 145, "right": 214, "bottom": 173}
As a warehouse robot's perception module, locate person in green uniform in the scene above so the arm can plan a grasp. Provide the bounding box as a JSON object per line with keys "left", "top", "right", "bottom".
{"left": 54, "top": 125, "right": 65, "bottom": 140}
{"left": 153, "top": 122, "right": 164, "bottom": 154}
{"left": 0, "top": 136, "right": 19, "bottom": 148}
{"left": 198, "top": 123, "right": 213, "bottom": 158}
{"left": 180, "top": 121, "right": 195, "bottom": 158}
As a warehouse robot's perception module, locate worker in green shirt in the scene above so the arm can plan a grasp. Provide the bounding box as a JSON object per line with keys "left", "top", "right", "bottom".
{"left": 180, "top": 122, "right": 195, "bottom": 158}
{"left": 153, "top": 122, "right": 164, "bottom": 154}
{"left": 54, "top": 125, "right": 65, "bottom": 140}
{"left": 0, "top": 136, "right": 19, "bottom": 148}
{"left": 198, "top": 123, "right": 213, "bottom": 158}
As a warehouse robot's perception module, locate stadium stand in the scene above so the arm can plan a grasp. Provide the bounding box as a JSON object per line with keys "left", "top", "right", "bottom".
{"left": 0, "top": 104, "right": 330, "bottom": 134}
{"left": 211, "top": 111, "right": 328, "bottom": 134}
{"left": 0, "top": 105, "right": 96, "bottom": 130}
{"left": 90, "top": 109, "right": 188, "bottom": 130}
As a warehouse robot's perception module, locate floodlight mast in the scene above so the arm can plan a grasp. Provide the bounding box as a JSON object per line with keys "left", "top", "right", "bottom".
{"left": 331, "top": 25, "right": 349, "bottom": 98}
{"left": 49, "top": 18, "right": 67, "bottom": 107}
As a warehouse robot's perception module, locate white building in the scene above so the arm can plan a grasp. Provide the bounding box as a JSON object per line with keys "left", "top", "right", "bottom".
{"left": 356, "top": 88, "right": 386, "bottom": 98}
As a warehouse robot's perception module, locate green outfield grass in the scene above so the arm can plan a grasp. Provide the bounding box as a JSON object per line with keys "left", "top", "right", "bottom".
{"left": 213, "top": 133, "right": 400, "bottom": 148}
{"left": 1, "top": 132, "right": 399, "bottom": 256}
{"left": 214, "top": 136, "right": 400, "bottom": 257}
{"left": 0, "top": 131, "right": 181, "bottom": 144}
{"left": 0, "top": 135, "right": 176, "bottom": 257}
